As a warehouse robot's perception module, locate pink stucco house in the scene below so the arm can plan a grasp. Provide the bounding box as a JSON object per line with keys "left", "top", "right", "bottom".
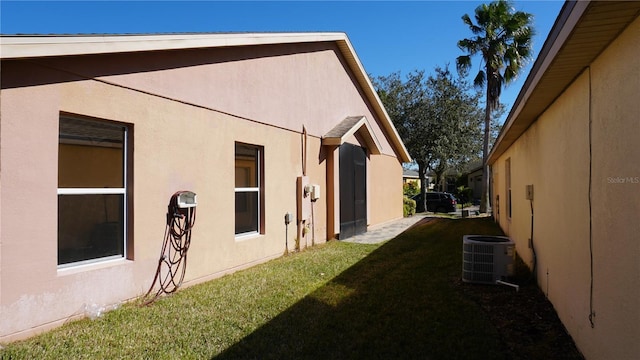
{"left": 0, "top": 33, "right": 410, "bottom": 341}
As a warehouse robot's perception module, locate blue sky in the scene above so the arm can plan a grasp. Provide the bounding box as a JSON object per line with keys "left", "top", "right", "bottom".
{"left": 1, "top": 1, "right": 565, "bottom": 122}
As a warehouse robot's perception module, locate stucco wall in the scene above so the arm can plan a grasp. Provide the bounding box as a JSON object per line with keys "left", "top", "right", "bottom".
{"left": 23, "top": 42, "right": 397, "bottom": 158}
{"left": 491, "top": 17, "right": 639, "bottom": 360}
{"left": 493, "top": 70, "right": 591, "bottom": 348}
{"left": 368, "top": 154, "right": 404, "bottom": 226}
{"left": 0, "top": 42, "right": 403, "bottom": 341}
{"left": 587, "top": 15, "right": 640, "bottom": 359}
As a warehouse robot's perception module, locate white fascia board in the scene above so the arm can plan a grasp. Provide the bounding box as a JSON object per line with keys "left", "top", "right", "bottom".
{"left": 0, "top": 32, "right": 347, "bottom": 59}
{"left": 335, "top": 37, "right": 411, "bottom": 162}
{"left": 487, "top": 1, "right": 589, "bottom": 164}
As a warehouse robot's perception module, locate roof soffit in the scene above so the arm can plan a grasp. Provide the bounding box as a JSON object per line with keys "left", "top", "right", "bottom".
{"left": 488, "top": 1, "right": 640, "bottom": 164}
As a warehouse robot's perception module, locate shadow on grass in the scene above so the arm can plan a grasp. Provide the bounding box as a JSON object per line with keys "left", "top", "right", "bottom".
{"left": 214, "top": 218, "right": 524, "bottom": 360}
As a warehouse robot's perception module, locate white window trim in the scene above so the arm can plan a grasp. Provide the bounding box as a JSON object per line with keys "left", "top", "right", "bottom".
{"left": 58, "top": 188, "right": 125, "bottom": 195}
{"left": 234, "top": 187, "right": 259, "bottom": 193}
{"left": 234, "top": 145, "right": 262, "bottom": 237}
{"left": 57, "top": 121, "right": 128, "bottom": 269}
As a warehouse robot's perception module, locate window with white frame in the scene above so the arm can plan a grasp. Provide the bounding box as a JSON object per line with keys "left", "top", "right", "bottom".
{"left": 235, "top": 143, "right": 263, "bottom": 236}
{"left": 58, "top": 116, "right": 129, "bottom": 266}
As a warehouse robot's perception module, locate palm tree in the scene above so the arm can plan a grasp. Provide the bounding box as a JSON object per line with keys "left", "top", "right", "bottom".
{"left": 456, "top": 0, "right": 534, "bottom": 213}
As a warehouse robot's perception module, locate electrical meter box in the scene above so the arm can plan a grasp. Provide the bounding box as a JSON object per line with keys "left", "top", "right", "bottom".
{"left": 297, "top": 176, "right": 311, "bottom": 220}
{"left": 177, "top": 191, "right": 197, "bottom": 208}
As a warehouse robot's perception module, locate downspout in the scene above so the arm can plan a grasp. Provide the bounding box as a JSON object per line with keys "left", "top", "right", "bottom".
{"left": 302, "top": 126, "right": 307, "bottom": 176}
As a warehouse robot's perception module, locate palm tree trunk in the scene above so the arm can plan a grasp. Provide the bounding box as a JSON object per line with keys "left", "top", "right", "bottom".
{"left": 480, "top": 85, "right": 491, "bottom": 214}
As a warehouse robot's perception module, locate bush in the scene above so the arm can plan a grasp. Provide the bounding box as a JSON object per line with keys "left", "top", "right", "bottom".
{"left": 456, "top": 185, "right": 473, "bottom": 206}
{"left": 403, "top": 181, "right": 420, "bottom": 197}
{"left": 403, "top": 196, "right": 416, "bottom": 217}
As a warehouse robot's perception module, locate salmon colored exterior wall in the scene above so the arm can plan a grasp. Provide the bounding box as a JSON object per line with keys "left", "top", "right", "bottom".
{"left": 368, "top": 155, "right": 403, "bottom": 227}
{"left": 0, "top": 41, "right": 405, "bottom": 341}
{"left": 491, "top": 17, "right": 640, "bottom": 360}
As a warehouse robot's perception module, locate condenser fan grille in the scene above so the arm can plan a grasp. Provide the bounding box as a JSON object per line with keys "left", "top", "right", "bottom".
{"left": 462, "top": 235, "right": 515, "bottom": 284}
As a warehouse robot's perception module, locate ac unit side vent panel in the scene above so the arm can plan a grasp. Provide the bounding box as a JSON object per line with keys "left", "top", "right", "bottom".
{"left": 462, "top": 235, "right": 515, "bottom": 284}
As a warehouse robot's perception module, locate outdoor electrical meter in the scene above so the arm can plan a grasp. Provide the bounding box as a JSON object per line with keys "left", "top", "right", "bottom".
{"left": 177, "top": 191, "right": 197, "bottom": 208}
{"left": 297, "top": 176, "right": 311, "bottom": 220}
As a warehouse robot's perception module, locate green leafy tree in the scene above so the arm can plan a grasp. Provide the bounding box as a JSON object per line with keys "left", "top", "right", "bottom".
{"left": 374, "top": 67, "right": 483, "bottom": 212}
{"left": 456, "top": 0, "right": 534, "bottom": 213}
{"left": 425, "top": 67, "right": 483, "bottom": 191}
{"left": 374, "top": 70, "right": 431, "bottom": 209}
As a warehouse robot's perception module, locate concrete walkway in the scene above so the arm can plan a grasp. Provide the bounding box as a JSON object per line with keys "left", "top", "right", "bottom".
{"left": 342, "top": 214, "right": 431, "bottom": 244}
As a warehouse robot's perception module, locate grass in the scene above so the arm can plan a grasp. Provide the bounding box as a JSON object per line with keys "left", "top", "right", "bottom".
{"left": 0, "top": 218, "right": 582, "bottom": 359}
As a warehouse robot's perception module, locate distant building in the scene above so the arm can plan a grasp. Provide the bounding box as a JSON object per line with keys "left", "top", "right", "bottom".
{"left": 463, "top": 160, "right": 483, "bottom": 201}
{"left": 402, "top": 169, "right": 423, "bottom": 191}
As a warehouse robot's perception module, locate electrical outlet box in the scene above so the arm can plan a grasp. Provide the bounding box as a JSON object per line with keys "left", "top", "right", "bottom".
{"left": 310, "top": 184, "right": 320, "bottom": 200}
{"left": 176, "top": 191, "right": 197, "bottom": 208}
{"left": 526, "top": 184, "right": 534, "bottom": 200}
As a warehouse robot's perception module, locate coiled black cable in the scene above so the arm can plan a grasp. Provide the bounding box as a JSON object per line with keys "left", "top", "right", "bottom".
{"left": 141, "top": 192, "right": 196, "bottom": 305}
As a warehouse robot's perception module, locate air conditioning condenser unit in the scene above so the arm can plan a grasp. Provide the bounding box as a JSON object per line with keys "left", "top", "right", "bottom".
{"left": 462, "top": 235, "right": 515, "bottom": 284}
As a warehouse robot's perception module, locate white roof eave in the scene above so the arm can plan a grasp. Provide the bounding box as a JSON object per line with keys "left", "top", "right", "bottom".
{"left": 0, "top": 32, "right": 347, "bottom": 59}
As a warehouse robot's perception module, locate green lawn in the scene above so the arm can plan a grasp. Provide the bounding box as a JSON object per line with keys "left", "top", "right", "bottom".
{"left": 0, "top": 218, "right": 582, "bottom": 359}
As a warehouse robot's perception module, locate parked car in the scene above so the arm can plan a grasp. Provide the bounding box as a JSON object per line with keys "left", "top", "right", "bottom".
{"left": 411, "top": 192, "right": 457, "bottom": 213}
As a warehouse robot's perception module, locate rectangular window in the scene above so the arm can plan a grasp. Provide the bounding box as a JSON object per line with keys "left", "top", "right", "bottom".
{"left": 235, "top": 143, "right": 263, "bottom": 236}
{"left": 58, "top": 116, "right": 129, "bottom": 267}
